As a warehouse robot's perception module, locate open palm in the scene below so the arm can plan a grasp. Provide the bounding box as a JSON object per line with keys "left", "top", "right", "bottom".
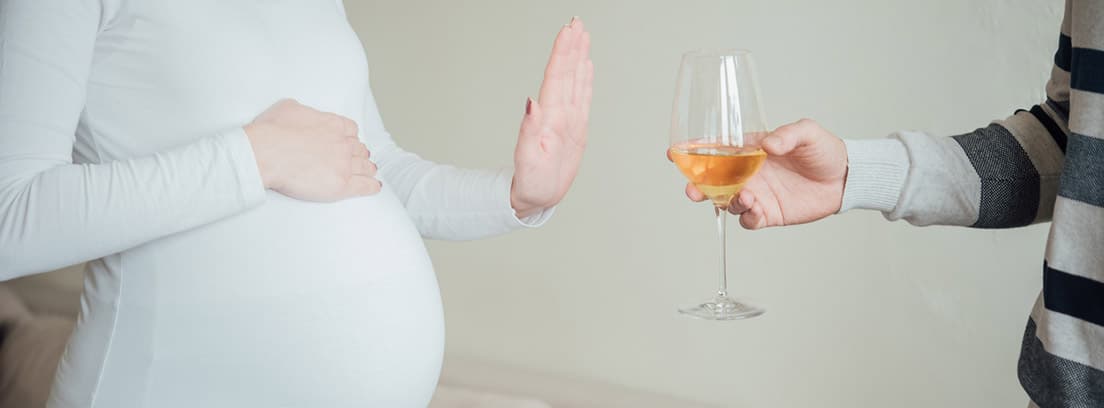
{"left": 511, "top": 18, "right": 594, "bottom": 218}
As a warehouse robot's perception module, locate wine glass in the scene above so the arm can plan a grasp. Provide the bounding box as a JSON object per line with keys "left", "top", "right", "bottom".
{"left": 668, "top": 49, "right": 768, "bottom": 320}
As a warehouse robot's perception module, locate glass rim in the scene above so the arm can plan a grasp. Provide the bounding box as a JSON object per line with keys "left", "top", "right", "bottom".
{"left": 681, "top": 48, "right": 753, "bottom": 58}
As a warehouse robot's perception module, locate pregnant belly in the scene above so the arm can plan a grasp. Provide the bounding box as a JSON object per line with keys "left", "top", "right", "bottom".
{"left": 94, "top": 188, "right": 444, "bottom": 407}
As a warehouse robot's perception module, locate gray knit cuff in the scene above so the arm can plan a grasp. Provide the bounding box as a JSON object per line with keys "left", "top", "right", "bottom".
{"left": 839, "top": 138, "right": 910, "bottom": 213}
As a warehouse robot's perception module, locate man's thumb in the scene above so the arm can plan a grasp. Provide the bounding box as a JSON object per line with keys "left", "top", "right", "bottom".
{"left": 762, "top": 119, "right": 819, "bottom": 156}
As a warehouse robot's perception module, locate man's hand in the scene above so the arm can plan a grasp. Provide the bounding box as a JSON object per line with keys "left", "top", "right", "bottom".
{"left": 681, "top": 119, "right": 848, "bottom": 229}
{"left": 510, "top": 17, "right": 594, "bottom": 218}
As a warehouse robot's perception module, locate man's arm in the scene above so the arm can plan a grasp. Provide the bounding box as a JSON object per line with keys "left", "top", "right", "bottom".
{"left": 845, "top": 102, "right": 1067, "bottom": 228}
{"left": 687, "top": 14, "right": 1071, "bottom": 230}
{"left": 845, "top": 6, "right": 1071, "bottom": 227}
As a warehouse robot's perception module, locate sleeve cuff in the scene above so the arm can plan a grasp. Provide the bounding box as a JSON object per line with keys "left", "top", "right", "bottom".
{"left": 495, "top": 169, "right": 555, "bottom": 228}
{"left": 839, "top": 138, "right": 910, "bottom": 213}
{"left": 219, "top": 127, "right": 267, "bottom": 208}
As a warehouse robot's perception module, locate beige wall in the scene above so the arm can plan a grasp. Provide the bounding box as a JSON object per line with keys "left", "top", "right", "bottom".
{"left": 344, "top": 0, "right": 1062, "bottom": 407}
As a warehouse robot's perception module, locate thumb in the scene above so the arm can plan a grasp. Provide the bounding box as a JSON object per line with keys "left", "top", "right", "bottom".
{"left": 762, "top": 119, "right": 819, "bottom": 156}
{"left": 518, "top": 97, "right": 544, "bottom": 144}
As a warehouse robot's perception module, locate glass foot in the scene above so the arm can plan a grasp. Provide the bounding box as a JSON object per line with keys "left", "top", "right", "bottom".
{"left": 679, "top": 295, "right": 764, "bottom": 321}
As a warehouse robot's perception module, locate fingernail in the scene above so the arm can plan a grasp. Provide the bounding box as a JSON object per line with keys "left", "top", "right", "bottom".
{"left": 568, "top": 16, "right": 579, "bottom": 27}
{"left": 525, "top": 97, "right": 533, "bottom": 115}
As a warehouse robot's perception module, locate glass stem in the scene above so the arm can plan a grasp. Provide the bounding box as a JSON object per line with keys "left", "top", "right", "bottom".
{"left": 714, "top": 205, "right": 728, "bottom": 299}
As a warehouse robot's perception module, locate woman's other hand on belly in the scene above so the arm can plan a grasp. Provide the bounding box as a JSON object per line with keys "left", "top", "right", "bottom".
{"left": 245, "top": 99, "right": 382, "bottom": 202}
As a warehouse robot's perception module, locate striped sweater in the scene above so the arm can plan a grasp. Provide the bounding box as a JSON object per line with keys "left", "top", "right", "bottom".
{"left": 840, "top": 1, "right": 1102, "bottom": 406}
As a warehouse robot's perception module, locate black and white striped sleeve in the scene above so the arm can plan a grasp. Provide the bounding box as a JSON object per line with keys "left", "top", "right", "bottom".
{"left": 840, "top": 27, "right": 1070, "bottom": 229}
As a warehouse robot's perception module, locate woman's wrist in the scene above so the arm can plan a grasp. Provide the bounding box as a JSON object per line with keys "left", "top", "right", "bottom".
{"left": 244, "top": 123, "right": 277, "bottom": 190}
{"left": 510, "top": 192, "right": 542, "bottom": 219}
{"left": 509, "top": 178, "right": 543, "bottom": 218}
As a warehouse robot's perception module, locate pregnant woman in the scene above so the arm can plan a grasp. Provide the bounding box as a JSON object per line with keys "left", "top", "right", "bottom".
{"left": 0, "top": 0, "right": 592, "bottom": 406}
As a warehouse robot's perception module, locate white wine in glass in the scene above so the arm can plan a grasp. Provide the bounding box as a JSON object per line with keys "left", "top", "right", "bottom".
{"left": 669, "top": 144, "right": 766, "bottom": 209}
{"left": 669, "top": 49, "right": 768, "bottom": 320}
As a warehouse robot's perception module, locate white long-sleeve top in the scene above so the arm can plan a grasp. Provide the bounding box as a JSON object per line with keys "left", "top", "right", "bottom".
{"left": 0, "top": 0, "right": 549, "bottom": 406}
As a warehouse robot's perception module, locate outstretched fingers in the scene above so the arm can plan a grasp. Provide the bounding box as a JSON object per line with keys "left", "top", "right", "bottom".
{"left": 572, "top": 30, "right": 591, "bottom": 108}
{"left": 539, "top": 17, "right": 583, "bottom": 107}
